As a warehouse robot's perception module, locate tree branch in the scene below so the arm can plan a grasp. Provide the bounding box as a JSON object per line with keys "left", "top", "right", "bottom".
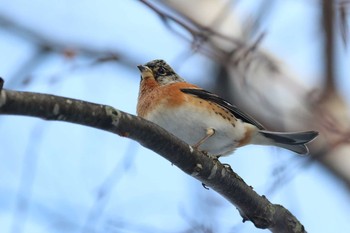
{"left": 0, "top": 78, "right": 305, "bottom": 233}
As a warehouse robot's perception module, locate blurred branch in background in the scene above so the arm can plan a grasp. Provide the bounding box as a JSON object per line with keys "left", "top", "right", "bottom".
{"left": 11, "top": 124, "right": 46, "bottom": 233}
{"left": 0, "top": 14, "right": 133, "bottom": 88}
{"left": 80, "top": 141, "right": 138, "bottom": 233}
{"left": 139, "top": 0, "right": 243, "bottom": 60}
{"left": 322, "top": 0, "right": 336, "bottom": 95}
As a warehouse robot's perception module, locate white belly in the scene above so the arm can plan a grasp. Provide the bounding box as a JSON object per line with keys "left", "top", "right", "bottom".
{"left": 144, "top": 103, "right": 247, "bottom": 156}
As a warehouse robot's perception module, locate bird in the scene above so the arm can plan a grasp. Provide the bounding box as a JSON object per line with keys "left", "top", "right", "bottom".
{"left": 136, "top": 59, "right": 318, "bottom": 156}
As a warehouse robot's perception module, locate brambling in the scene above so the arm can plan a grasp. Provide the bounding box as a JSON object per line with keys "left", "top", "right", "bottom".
{"left": 136, "top": 59, "right": 318, "bottom": 156}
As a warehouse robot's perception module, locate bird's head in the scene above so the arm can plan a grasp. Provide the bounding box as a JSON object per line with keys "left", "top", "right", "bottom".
{"left": 137, "top": 59, "right": 184, "bottom": 85}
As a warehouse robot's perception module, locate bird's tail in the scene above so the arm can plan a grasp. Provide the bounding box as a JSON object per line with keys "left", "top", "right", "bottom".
{"left": 258, "top": 130, "right": 318, "bottom": 155}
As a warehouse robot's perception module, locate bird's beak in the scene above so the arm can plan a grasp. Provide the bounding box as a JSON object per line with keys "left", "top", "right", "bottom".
{"left": 137, "top": 65, "right": 153, "bottom": 81}
{"left": 137, "top": 65, "right": 148, "bottom": 73}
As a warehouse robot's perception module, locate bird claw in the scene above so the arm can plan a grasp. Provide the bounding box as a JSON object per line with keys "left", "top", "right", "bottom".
{"left": 202, "top": 183, "right": 209, "bottom": 190}
{"left": 222, "top": 163, "right": 233, "bottom": 172}
{"left": 192, "top": 128, "right": 215, "bottom": 149}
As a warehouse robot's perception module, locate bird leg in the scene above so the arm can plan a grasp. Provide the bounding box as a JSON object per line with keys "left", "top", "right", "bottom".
{"left": 192, "top": 128, "right": 215, "bottom": 149}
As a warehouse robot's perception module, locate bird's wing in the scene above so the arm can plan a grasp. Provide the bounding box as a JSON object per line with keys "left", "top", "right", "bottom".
{"left": 181, "top": 88, "right": 265, "bottom": 130}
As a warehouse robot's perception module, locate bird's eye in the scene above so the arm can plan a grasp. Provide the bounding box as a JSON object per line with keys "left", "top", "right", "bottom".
{"left": 157, "top": 67, "right": 167, "bottom": 75}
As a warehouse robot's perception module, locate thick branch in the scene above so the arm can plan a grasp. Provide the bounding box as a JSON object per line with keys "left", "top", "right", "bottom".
{"left": 0, "top": 81, "right": 305, "bottom": 233}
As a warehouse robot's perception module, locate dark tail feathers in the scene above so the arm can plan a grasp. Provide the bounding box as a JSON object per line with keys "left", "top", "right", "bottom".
{"left": 260, "top": 130, "right": 319, "bottom": 155}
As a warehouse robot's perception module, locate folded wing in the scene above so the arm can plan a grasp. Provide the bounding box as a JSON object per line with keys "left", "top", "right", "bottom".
{"left": 181, "top": 88, "right": 265, "bottom": 130}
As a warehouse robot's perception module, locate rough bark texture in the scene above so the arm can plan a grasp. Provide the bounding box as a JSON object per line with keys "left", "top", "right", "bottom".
{"left": 0, "top": 80, "right": 305, "bottom": 233}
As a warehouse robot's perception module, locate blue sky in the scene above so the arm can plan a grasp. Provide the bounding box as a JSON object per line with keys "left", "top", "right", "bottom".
{"left": 0, "top": 1, "right": 350, "bottom": 233}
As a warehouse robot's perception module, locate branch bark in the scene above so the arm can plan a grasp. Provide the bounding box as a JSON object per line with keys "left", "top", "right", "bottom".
{"left": 0, "top": 78, "right": 305, "bottom": 233}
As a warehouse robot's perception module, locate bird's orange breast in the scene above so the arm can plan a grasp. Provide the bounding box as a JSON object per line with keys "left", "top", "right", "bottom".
{"left": 137, "top": 80, "right": 199, "bottom": 118}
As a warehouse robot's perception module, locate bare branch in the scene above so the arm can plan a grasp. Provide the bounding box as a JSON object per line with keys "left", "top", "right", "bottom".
{"left": 0, "top": 78, "right": 305, "bottom": 233}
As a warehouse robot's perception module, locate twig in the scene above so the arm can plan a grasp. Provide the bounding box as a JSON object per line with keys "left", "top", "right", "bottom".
{"left": 138, "top": 0, "right": 242, "bottom": 62}
{"left": 0, "top": 14, "right": 134, "bottom": 87}
{"left": 339, "top": 1, "right": 349, "bottom": 48}
{"left": 11, "top": 124, "right": 46, "bottom": 233}
{"left": 322, "top": 0, "right": 336, "bottom": 95}
{"left": 80, "top": 141, "right": 138, "bottom": 233}
{"left": 139, "top": 0, "right": 241, "bottom": 45}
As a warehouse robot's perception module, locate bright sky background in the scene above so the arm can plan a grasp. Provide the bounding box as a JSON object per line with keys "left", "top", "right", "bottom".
{"left": 0, "top": 1, "right": 350, "bottom": 233}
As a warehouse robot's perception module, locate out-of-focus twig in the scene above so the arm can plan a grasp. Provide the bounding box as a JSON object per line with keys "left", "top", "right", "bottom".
{"left": 339, "top": 1, "right": 349, "bottom": 48}
{"left": 139, "top": 0, "right": 243, "bottom": 61}
{"left": 0, "top": 14, "right": 124, "bottom": 58}
{"left": 80, "top": 142, "right": 138, "bottom": 233}
{"left": 139, "top": 0, "right": 242, "bottom": 45}
{"left": 322, "top": 0, "right": 336, "bottom": 95}
{"left": 11, "top": 124, "right": 45, "bottom": 233}
{"left": 7, "top": 45, "right": 52, "bottom": 87}
{"left": 0, "top": 14, "right": 134, "bottom": 87}
{"left": 242, "top": 0, "right": 277, "bottom": 38}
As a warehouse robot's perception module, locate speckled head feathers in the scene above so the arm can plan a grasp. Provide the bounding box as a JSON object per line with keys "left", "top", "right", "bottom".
{"left": 141, "top": 59, "right": 185, "bottom": 85}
